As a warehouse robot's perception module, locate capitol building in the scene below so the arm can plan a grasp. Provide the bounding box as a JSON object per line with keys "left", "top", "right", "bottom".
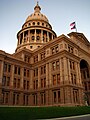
{"left": 0, "top": 2, "right": 90, "bottom": 106}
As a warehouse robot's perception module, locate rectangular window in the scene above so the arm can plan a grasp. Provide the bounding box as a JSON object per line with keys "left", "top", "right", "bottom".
{"left": 27, "top": 81, "right": 29, "bottom": 90}
{"left": 4, "top": 63, "right": 7, "bottom": 72}
{"left": 23, "top": 80, "right": 26, "bottom": 89}
{"left": 56, "top": 61, "right": 59, "bottom": 69}
{"left": 36, "top": 80, "right": 38, "bottom": 89}
{"left": 18, "top": 67, "right": 20, "bottom": 75}
{"left": 44, "top": 66, "right": 46, "bottom": 74}
{"left": 24, "top": 69, "right": 26, "bottom": 76}
{"left": 58, "top": 91, "right": 60, "bottom": 103}
{"left": 14, "top": 78, "right": 16, "bottom": 88}
{"left": 8, "top": 64, "right": 11, "bottom": 72}
{"left": 53, "top": 75, "right": 56, "bottom": 85}
{"left": 27, "top": 70, "right": 29, "bottom": 77}
{"left": 57, "top": 74, "right": 60, "bottom": 84}
{"left": 2, "top": 76, "right": 6, "bottom": 86}
{"left": 52, "top": 62, "right": 55, "bottom": 70}
{"left": 7, "top": 77, "right": 10, "bottom": 86}
{"left": 14, "top": 66, "right": 17, "bottom": 74}
{"left": 17, "top": 79, "right": 20, "bottom": 88}
{"left": 53, "top": 91, "right": 56, "bottom": 103}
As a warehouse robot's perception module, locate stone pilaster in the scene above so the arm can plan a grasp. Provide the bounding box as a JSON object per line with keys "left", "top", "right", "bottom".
{"left": 30, "top": 69, "right": 33, "bottom": 89}
{"left": 67, "top": 58, "right": 71, "bottom": 84}
{"left": 21, "top": 67, "right": 24, "bottom": 89}
{"left": 60, "top": 58, "right": 63, "bottom": 84}
{"left": 35, "top": 29, "right": 36, "bottom": 42}
{"left": 41, "top": 30, "right": 43, "bottom": 43}
{"left": 46, "top": 63, "right": 49, "bottom": 87}
{"left": 47, "top": 31, "right": 49, "bottom": 42}
{"left": 77, "top": 63, "right": 82, "bottom": 85}
{"left": 63, "top": 57, "right": 68, "bottom": 84}
{"left": 75, "top": 62, "right": 79, "bottom": 85}
{"left": 0, "top": 60, "right": 4, "bottom": 104}
{"left": 38, "top": 67, "right": 41, "bottom": 88}
{"left": 10, "top": 64, "right": 14, "bottom": 88}
{"left": 49, "top": 62, "right": 52, "bottom": 86}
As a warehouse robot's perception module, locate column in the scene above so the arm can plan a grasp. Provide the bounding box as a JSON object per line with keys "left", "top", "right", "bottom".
{"left": 0, "top": 60, "right": 3, "bottom": 104}
{"left": 70, "top": 88, "right": 74, "bottom": 104}
{"left": 35, "top": 29, "right": 36, "bottom": 42}
{"left": 47, "top": 31, "right": 49, "bottom": 42}
{"left": 38, "top": 67, "right": 41, "bottom": 88}
{"left": 60, "top": 58, "right": 63, "bottom": 84}
{"left": 41, "top": 30, "right": 43, "bottom": 43}
{"left": 9, "top": 91, "right": 13, "bottom": 105}
{"left": 52, "top": 34, "right": 53, "bottom": 40}
{"left": 67, "top": 58, "right": 71, "bottom": 84}
{"left": 37, "top": 92, "right": 40, "bottom": 106}
{"left": 0, "top": 60, "right": 3, "bottom": 85}
{"left": 46, "top": 63, "right": 49, "bottom": 87}
{"left": 38, "top": 53, "right": 41, "bottom": 61}
{"left": 75, "top": 62, "right": 79, "bottom": 85}
{"left": 49, "top": 62, "right": 52, "bottom": 86}
{"left": 60, "top": 88, "right": 65, "bottom": 104}
{"left": 63, "top": 57, "right": 68, "bottom": 84}
{"left": 10, "top": 65, "right": 14, "bottom": 88}
{"left": 28, "top": 30, "right": 30, "bottom": 42}
{"left": 45, "top": 90, "right": 49, "bottom": 106}
{"left": 30, "top": 69, "right": 33, "bottom": 89}
{"left": 21, "top": 67, "right": 24, "bottom": 89}
{"left": 77, "top": 63, "right": 82, "bottom": 85}
{"left": 22, "top": 32, "right": 24, "bottom": 43}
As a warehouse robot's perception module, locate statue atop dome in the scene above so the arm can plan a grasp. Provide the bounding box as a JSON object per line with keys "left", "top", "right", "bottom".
{"left": 34, "top": 1, "right": 41, "bottom": 13}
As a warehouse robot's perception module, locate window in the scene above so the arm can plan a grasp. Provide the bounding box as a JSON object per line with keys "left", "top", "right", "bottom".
{"left": 53, "top": 75, "right": 56, "bottom": 85}
{"left": 4, "top": 64, "right": 7, "bottom": 72}
{"left": 44, "top": 66, "right": 46, "bottom": 74}
{"left": 7, "top": 77, "right": 10, "bottom": 86}
{"left": 37, "top": 22, "right": 40, "bottom": 25}
{"left": 37, "top": 36, "right": 40, "bottom": 40}
{"left": 58, "top": 91, "right": 60, "bottom": 103}
{"left": 4, "top": 63, "right": 11, "bottom": 72}
{"left": 14, "top": 78, "right": 16, "bottom": 88}
{"left": 57, "top": 74, "right": 60, "bottom": 84}
{"left": 68, "top": 45, "right": 74, "bottom": 53}
{"left": 8, "top": 64, "right": 11, "bottom": 72}
{"left": 55, "top": 46, "right": 59, "bottom": 53}
{"left": 52, "top": 45, "right": 59, "bottom": 54}
{"left": 52, "top": 62, "right": 55, "bottom": 70}
{"left": 24, "top": 69, "right": 26, "bottom": 76}
{"left": 56, "top": 61, "right": 59, "bottom": 69}
{"left": 18, "top": 67, "right": 20, "bottom": 75}
{"left": 23, "top": 80, "right": 26, "bottom": 89}
{"left": 17, "top": 79, "right": 20, "bottom": 88}
{"left": 5, "top": 93, "right": 9, "bottom": 103}
{"left": 33, "top": 22, "right": 35, "bottom": 25}
{"left": 30, "top": 46, "right": 33, "bottom": 49}
{"left": 53, "top": 92, "right": 56, "bottom": 103}
{"left": 27, "top": 81, "right": 29, "bottom": 90}
{"left": 32, "top": 36, "right": 34, "bottom": 40}
{"left": 14, "top": 66, "right": 17, "bottom": 74}
{"left": 2, "top": 76, "right": 6, "bottom": 86}
{"left": 36, "top": 80, "right": 38, "bottom": 89}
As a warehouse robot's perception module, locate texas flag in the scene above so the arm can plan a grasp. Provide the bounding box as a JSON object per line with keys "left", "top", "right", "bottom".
{"left": 70, "top": 22, "right": 76, "bottom": 30}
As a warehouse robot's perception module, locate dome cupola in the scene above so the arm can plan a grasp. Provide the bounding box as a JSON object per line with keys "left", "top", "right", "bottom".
{"left": 16, "top": 2, "right": 57, "bottom": 52}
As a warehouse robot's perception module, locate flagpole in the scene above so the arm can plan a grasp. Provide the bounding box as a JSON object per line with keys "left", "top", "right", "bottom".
{"left": 75, "top": 22, "right": 77, "bottom": 32}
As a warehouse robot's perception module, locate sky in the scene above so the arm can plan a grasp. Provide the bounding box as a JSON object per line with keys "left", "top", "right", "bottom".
{"left": 0, "top": 0, "right": 90, "bottom": 54}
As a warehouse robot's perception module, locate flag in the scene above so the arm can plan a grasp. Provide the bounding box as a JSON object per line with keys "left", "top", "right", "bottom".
{"left": 70, "top": 22, "right": 76, "bottom": 30}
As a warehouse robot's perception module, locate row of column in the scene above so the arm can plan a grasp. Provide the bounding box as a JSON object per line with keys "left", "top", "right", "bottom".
{"left": 18, "top": 29, "right": 54, "bottom": 45}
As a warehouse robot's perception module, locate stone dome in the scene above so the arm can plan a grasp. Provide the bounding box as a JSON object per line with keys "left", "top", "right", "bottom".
{"left": 26, "top": 2, "right": 49, "bottom": 23}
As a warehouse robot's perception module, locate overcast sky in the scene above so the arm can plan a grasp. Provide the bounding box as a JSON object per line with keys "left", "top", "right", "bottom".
{"left": 0, "top": 0, "right": 90, "bottom": 54}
